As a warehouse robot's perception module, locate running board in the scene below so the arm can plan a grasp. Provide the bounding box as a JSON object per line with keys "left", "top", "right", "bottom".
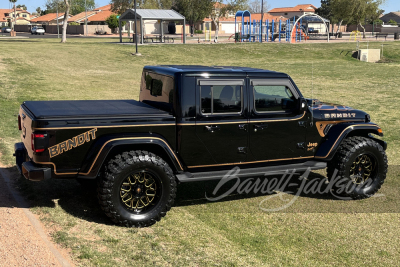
{"left": 176, "top": 161, "right": 327, "bottom": 182}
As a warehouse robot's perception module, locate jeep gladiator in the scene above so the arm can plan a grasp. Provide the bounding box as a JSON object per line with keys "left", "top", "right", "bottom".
{"left": 15, "top": 65, "right": 388, "bottom": 227}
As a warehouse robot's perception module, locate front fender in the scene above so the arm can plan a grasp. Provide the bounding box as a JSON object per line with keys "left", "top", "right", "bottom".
{"left": 78, "top": 133, "right": 183, "bottom": 178}
{"left": 315, "top": 122, "right": 384, "bottom": 161}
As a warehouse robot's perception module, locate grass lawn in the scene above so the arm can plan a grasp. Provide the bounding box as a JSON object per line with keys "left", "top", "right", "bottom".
{"left": 1, "top": 38, "right": 400, "bottom": 266}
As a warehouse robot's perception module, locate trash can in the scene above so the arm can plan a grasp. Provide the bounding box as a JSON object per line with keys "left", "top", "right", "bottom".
{"left": 168, "top": 22, "right": 176, "bottom": 34}
{"left": 338, "top": 32, "right": 343, "bottom": 38}
{"left": 395, "top": 32, "right": 399, "bottom": 40}
{"left": 234, "top": 32, "right": 241, "bottom": 41}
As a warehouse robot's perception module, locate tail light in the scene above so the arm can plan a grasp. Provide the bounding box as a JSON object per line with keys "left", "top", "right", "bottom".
{"left": 18, "top": 115, "right": 22, "bottom": 130}
{"left": 31, "top": 133, "right": 47, "bottom": 153}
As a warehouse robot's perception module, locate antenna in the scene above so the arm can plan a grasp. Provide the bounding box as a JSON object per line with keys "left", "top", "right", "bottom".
{"left": 311, "top": 61, "right": 314, "bottom": 126}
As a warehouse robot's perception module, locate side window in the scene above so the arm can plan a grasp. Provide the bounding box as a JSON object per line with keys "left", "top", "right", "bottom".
{"left": 139, "top": 71, "right": 175, "bottom": 112}
{"left": 200, "top": 84, "right": 242, "bottom": 114}
{"left": 254, "top": 85, "right": 296, "bottom": 113}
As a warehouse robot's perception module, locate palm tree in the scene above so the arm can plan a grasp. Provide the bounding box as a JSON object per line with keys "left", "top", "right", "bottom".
{"left": 9, "top": 0, "right": 17, "bottom": 31}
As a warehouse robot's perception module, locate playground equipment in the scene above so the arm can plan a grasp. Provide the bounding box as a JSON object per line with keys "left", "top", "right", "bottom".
{"left": 350, "top": 31, "right": 362, "bottom": 41}
{"left": 233, "top": 11, "right": 330, "bottom": 44}
{"left": 234, "top": 11, "right": 311, "bottom": 43}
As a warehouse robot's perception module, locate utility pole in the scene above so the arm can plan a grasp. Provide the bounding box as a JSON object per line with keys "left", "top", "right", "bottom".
{"left": 134, "top": 0, "right": 139, "bottom": 55}
{"left": 57, "top": 1, "right": 59, "bottom": 38}
{"left": 261, "top": 0, "right": 263, "bottom": 43}
{"left": 85, "top": 0, "right": 88, "bottom": 36}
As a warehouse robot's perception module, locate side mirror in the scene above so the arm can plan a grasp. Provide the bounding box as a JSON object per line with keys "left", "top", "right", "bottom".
{"left": 300, "top": 99, "right": 308, "bottom": 111}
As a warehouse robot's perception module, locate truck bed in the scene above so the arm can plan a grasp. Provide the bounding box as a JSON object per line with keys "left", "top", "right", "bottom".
{"left": 22, "top": 100, "right": 169, "bottom": 119}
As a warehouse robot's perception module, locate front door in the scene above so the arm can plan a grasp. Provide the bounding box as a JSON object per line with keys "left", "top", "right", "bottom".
{"left": 248, "top": 79, "right": 307, "bottom": 161}
{"left": 194, "top": 78, "right": 248, "bottom": 167}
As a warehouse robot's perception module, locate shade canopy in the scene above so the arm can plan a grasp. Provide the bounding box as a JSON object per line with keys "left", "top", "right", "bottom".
{"left": 120, "top": 9, "right": 185, "bottom": 21}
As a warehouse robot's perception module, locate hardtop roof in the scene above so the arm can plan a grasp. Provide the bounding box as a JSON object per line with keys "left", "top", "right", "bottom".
{"left": 144, "top": 65, "right": 288, "bottom": 77}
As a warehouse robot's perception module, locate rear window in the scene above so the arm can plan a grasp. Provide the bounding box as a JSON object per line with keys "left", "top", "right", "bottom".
{"left": 139, "top": 71, "right": 175, "bottom": 113}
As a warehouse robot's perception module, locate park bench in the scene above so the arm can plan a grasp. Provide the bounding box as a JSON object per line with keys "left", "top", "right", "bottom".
{"left": 375, "top": 33, "right": 388, "bottom": 40}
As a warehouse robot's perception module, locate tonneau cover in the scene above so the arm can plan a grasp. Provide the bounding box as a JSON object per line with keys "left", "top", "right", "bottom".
{"left": 23, "top": 100, "right": 168, "bottom": 119}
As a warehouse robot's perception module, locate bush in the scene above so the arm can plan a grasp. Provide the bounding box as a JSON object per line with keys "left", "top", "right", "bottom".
{"left": 69, "top": 22, "right": 80, "bottom": 26}
{"left": 388, "top": 19, "right": 398, "bottom": 25}
{"left": 195, "top": 30, "right": 203, "bottom": 34}
{"left": 105, "top": 14, "right": 126, "bottom": 33}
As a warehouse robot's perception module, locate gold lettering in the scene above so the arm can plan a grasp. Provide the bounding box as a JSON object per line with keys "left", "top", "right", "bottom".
{"left": 77, "top": 133, "right": 85, "bottom": 145}
{"left": 49, "top": 145, "right": 59, "bottom": 158}
{"left": 67, "top": 137, "right": 77, "bottom": 149}
{"left": 59, "top": 141, "right": 68, "bottom": 154}
{"left": 89, "top": 128, "right": 97, "bottom": 139}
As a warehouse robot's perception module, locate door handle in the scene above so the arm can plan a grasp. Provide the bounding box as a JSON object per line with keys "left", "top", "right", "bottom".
{"left": 238, "top": 124, "right": 247, "bottom": 131}
{"left": 204, "top": 125, "right": 220, "bottom": 132}
{"left": 254, "top": 124, "right": 267, "bottom": 132}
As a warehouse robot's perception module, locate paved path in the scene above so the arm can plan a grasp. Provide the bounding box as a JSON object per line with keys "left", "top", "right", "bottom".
{"left": 0, "top": 167, "right": 73, "bottom": 267}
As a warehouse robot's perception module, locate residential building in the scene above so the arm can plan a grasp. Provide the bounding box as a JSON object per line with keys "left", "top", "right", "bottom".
{"left": 30, "top": 13, "right": 71, "bottom": 25}
{"left": 0, "top": 8, "right": 32, "bottom": 27}
{"left": 380, "top": 12, "right": 400, "bottom": 24}
{"left": 268, "top": 4, "right": 317, "bottom": 18}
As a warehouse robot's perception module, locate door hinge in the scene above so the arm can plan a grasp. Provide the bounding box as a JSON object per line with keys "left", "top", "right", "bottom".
{"left": 238, "top": 147, "right": 247, "bottom": 154}
{"left": 297, "top": 142, "right": 305, "bottom": 149}
{"left": 298, "top": 121, "right": 306, "bottom": 127}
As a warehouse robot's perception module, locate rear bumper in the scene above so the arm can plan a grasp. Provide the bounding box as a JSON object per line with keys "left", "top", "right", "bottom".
{"left": 14, "top": 142, "right": 51, "bottom": 181}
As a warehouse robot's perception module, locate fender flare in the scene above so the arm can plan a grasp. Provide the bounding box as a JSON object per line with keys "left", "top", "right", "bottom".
{"left": 314, "top": 122, "right": 385, "bottom": 161}
{"left": 78, "top": 134, "right": 183, "bottom": 178}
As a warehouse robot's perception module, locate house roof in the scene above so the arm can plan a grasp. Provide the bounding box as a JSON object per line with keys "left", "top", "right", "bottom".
{"left": 94, "top": 4, "right": 112, "bottom": 11}
{"left": 30, "top": 13, "right": 66, "bottom": 22}
{"left": 120, "top": 9, "right": 185, "bottom": 21}
{"left": 269, "top": 4, "right": 317, "bottom": 13}
{"left": 204, "top": 13, "right": 285, "bottom": 22}
{"left": 87, "top": 10, "right": 115, "bottom": 22}
{"left": 0, "top": 8, "right": 31, "bottom": 22}
{"left": 68, "top": 11, "right": 97, "bottom": 22}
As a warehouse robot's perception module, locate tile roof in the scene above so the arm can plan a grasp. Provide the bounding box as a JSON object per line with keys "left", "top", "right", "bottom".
{"left": 204, "top": 13, "right": 285, "bottom": 22}
{"left": 94, "top": 4, "right": 112, "bottom": 11}
{"left": 87, "top": 10, "right": 115, "bottom": 22}
{"left": 269, "top": 4, "right": 317, "bottom": 13}
{"left": 30, "top": 13, "right": 66, "bottom": 22}
{"left": 68, "top": 11, "right": 97, "bottom": 22}
{"left": 0, "top": 8, "right": 32, "bottom": 22}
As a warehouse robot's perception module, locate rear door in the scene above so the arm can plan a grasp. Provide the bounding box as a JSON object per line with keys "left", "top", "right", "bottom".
{"left": 194, "top": 78, "right": 248, "bottom": 166}
{"left": 248, "top": 79, "right": 307, "bottom": 161}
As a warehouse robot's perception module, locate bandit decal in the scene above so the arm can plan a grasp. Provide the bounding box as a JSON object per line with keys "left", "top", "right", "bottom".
{"left": 49, "top": 128, "right": 97, "bottom": 158}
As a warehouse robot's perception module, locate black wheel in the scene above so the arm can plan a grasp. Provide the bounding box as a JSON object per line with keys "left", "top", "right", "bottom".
{"left": 98, "top": 150, "right": 176, "bottom": 227}
{"left": 327, "top": 136, "right": 388, "bottom": 199}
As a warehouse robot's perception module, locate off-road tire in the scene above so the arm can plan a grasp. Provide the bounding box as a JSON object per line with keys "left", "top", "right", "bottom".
{"left": 98, "top": 150, "right": 176, "bottom": 227}
{"left": 327, "top": 136, "right": 387, "bottom": 200}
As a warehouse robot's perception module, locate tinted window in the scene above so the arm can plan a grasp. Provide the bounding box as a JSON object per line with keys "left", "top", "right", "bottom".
{"left": 139, "top": 71, "right": 174, "bottom": 112}
{"left": 201, "top": 85, "right": 242, "bottom": 114}
{"left": 254, "top": 85, "right": 296, "bottom": 112}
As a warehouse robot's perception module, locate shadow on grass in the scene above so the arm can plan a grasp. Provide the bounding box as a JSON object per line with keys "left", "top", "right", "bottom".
{"left": 1, "top": 165, "right": 348, "bottom": 225}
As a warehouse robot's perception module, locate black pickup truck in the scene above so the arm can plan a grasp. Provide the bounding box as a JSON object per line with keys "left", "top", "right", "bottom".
{"left": 15, "top": 65, "right": 388, "bottom": 227}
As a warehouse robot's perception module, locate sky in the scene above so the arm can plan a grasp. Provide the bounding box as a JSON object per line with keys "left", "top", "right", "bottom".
{"left": 0, "top": 0, "right": 398, "bottom": 14}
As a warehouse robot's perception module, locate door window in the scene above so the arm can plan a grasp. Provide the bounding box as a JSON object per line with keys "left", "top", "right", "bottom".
{"left": 200, "top": 84, "right": 242, "bottom": 114}
{"left": 253, "top": 85, "right": 296, "bottom": 113}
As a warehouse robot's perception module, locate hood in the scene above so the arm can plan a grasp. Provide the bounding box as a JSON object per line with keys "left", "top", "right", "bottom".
{"left": 307, "top": 99, "right": 369, "bottom": 122}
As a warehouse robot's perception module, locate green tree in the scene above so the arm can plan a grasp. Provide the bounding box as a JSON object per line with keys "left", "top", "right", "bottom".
{"left": 210, "top": 0, "right": 248, "bottom": 42}
{"left": 106, "top": 14, "right": 126, "bottom": 33}
{"left": 173, "top": 0, "right": 213, "bottom": 35}
{"left": 388, "top": 19, "right": 397, "bottom": 25}
{"left": 316, "top": 0, "right": 337, "bottom": 33}
{"left": 331, "top": 0, "right": 385, "bottom": 37}
{"left": 45, "top": 0, "right": 95, "bottom": 15}
{"left": 110, "top": 0, "right": 175, "bottom": 14}
{"left": 16, "top": 4, "right": 27, "bottom": 10}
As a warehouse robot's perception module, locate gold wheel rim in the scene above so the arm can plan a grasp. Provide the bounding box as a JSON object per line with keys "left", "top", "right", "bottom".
{"left": 349, "top": 154, "right": 375, "bottom": 185}
{"left": 120, "top": 172, "right": 157, "bottom": 211}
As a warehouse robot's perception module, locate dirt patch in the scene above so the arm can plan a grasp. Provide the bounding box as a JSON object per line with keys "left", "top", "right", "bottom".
{"left": 0, "top": 166, "right": 75, "bottom": 266}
